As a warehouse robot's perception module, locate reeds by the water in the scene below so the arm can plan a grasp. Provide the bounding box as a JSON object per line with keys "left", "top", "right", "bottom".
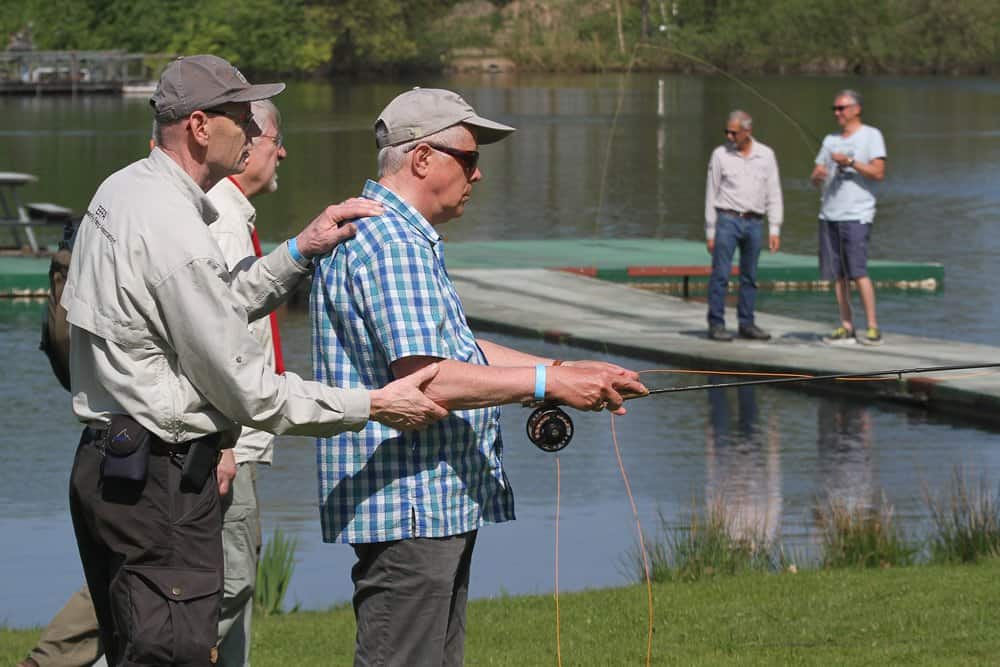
{"left": 925, "top": 469, "right": 1000, "bottom": 564}
{"left": 625, "top": 499, "right": 784, "bottom": 583}
{"left": 814, "top": 493, "right": 917, "bottom": 569}
{"left": 628, "top": 467, "right": 1000, "bottom": 584}
{"left": 255, "top": 527, "right": 299, "bottom": 616}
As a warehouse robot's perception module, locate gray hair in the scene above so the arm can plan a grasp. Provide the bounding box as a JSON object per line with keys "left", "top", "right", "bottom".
{"left": 151, "top": 118, "right": 182, "bottom": 146}
{"left": 376, "top": 124, "right": 470, "bottom": 178}
{"left": 251, "top": 99, "right": 281, "bottom": 134}
{"left": 728, "top": 110, "right": 752, "bottom": 130}
{"left": 835, "top": 89, "right": 863, "bottom": 110}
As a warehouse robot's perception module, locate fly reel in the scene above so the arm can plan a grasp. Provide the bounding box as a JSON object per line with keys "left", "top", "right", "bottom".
{"left": 526, "top": 406, "right": 574, "bottom": 453}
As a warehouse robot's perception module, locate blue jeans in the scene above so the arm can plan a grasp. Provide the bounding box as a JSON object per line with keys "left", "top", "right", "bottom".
{"left": 707, "top": 213, "right": 763, "bottom": 329}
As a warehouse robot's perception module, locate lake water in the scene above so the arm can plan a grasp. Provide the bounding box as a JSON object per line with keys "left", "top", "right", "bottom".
{"left": 3, "top": 73, "right": 1000, "bottom": 627}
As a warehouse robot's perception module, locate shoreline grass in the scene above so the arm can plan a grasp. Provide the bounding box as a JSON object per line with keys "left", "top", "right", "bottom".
{"left": 5, "top": 560, "right": 999, "bottom": 665}
{"left": 815, "top": 493, "right": 918, "bottom": 569}
{"left": 926, "top": 469, "right": 1000, "bottom": 564}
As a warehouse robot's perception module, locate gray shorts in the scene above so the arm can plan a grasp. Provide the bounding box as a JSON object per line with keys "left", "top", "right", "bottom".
{"left": 818, "top": 219, "right": 871, "bottom": 280}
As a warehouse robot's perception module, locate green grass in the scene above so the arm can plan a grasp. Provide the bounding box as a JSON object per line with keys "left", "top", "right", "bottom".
{"left": 5, "top": 560, "right": 1000, "bottom": 666}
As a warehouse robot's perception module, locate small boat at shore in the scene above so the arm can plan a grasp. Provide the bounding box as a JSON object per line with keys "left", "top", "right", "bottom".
{"left": 121, "top": 82, "right": 157, "bottom": 96}
{"left": 0, "top": 50, "right": 168, "bottom": 96}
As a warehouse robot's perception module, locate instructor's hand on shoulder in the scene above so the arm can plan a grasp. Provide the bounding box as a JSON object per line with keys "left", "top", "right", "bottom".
{"left": 296, "top": 198, "right": 385, "bottom": 259}
{"left": 370, "top": 363, "right": 449, "bottom": 431}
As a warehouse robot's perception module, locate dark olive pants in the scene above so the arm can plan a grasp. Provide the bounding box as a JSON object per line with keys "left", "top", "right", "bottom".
{"left": 351, "top": 531, "right": 478, "bottom": 667}
{"left": 69, "top": 428, "right": 222, "bottom": 667}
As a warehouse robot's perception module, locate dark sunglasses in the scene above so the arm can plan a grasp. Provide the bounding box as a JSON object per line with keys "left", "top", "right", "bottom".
{"left": 831, "top": 104, "right": 856, "bottom": 112}
{"left": 203, "top": 107, "right": 256, "bottom": 132}
{"left": 406, "top": 142, "right": 479, "bottom": 176}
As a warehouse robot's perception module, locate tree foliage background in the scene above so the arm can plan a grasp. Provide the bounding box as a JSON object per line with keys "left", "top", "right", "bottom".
{"left": 4, "top": 0, "right": 999, "bottom": 75}
{"left": 2, "top": 0, "right": 463, "bottom": 74}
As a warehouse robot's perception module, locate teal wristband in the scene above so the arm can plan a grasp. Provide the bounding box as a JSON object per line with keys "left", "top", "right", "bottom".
{"left": 534, "top": 364, "right": 546, "bottom": 401}
{"left": 287, "top": 237, "right": 306, "bottom": 263}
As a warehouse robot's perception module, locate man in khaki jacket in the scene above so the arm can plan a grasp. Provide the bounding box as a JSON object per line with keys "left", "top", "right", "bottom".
{"left": 21, "top": 98, "right": 303, "bottom": 667}
{"left": 61, "top": 55, "right": 446, "bottom": 666}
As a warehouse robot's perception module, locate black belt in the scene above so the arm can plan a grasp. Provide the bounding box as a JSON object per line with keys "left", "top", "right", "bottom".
{"left": 83, "top": 426, "right": 197, "bottom": 456}
{"left": 717, "top": 208, "right": 763, "bottom": 220}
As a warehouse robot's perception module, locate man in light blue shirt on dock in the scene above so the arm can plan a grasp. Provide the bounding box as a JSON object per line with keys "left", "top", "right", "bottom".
{"left": 811, "top": 89, "right": 887, "bottom": 346}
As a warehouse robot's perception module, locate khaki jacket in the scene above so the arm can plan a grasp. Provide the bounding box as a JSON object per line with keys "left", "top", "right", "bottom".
{"left": 62, "top": 148, "right": 369, "bottom": 444}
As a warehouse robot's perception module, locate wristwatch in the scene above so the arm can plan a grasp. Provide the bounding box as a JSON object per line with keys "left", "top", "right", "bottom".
{"left": 847, "top": 158, "right": 855, "bottom": 168}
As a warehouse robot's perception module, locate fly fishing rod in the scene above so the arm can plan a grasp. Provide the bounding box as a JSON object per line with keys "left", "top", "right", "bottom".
{"left": 525, "top": 362, "right": 1000, "bottom": 452}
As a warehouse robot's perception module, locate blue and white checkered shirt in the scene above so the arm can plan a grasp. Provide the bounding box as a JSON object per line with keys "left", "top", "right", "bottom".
{"left": 311, "top": 179, "right": 516, "bottom": 544}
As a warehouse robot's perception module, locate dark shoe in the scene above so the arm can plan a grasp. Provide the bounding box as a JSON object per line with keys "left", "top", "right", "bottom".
{"left": 738, "top": 324, "right": 771, "bottom": 341}
{"left": 860, "top": 326, "right": 884, "bottom": 346}
{"left": 708, "top": 325, "right": 733, "bottom": 342}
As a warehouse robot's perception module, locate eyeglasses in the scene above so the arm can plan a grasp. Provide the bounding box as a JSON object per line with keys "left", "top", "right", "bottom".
{"left": 203, "top": 107, "right": 256, "bottom": 132}
{"left": 255, "top": 133, "right": 283, "bottom": 148}
{"left": 724, "top": 128, "right": 742, "bottom": 136}
{"left": 831, "top": 104, "right": 856, "bottom": 112}
{"left": 406, "top": 142, "right": 479, "bottom": 177}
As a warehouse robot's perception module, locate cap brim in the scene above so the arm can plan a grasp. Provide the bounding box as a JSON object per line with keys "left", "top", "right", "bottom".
{"left": 463, "top": 115, "right": 516, "bottom": 145}
{"left": 226, "top": 82, "right": 286, "bottom": 103}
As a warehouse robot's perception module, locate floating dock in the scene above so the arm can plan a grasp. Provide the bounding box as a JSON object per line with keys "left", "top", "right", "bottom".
{"left": 0, "top": 50, "right": 163, "bottom": 95}
{"left": 0, "top": 238, "right": 943, "bottom": 297}
{"left": 450, "top": 267, "right": 999, "bottom": 427}
{"left": 442, "top": 239, "right": 942, "bottom": 294}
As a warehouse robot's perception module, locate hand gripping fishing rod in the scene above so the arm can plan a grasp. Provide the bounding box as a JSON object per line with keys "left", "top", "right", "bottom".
{"left": 524, "top": 362, "right": 1000, "bottom": 452}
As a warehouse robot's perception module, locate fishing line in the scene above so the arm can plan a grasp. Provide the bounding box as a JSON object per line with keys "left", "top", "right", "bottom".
{"left": 525, "top": 363, "right": 1000, "bottom": 451}
{"left": 554, "top": 455, "right": 563, "bottom": 667}
{"left": 635, "top": 362, "right": 1000, "bottom": 396}
{"left": 634, "top": 41, "right": 824, "bottom": 155}
{"left": 594, "top": 40, "right": 825, "bottom": 235}
{"left": 610, "top": 413, "right": 655, "bottom": 667}
{"left": 538, "top": 361, "right": 999, "bottom": 663}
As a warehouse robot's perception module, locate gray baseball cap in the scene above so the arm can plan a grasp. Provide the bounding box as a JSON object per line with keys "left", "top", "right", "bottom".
{"left": 374, "top": 87, "right": 515, "bottom": 149}
{"left": 150, "top": 55, "right": 285, "bottom": 122}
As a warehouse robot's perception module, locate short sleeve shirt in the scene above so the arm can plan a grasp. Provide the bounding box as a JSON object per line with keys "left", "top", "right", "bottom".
{"left": 311, "top": 179, "right": 515, "bottom": 544}
{"left": 815, "top": 124, "right": 887, "bottom": 223}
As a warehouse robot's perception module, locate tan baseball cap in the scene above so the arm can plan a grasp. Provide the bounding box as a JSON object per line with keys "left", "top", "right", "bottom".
{"left": 374, "top": 87, "right": 515, "bottom": 149}
{"left": 150, "top": 55, "right": 285, "bottom": 122}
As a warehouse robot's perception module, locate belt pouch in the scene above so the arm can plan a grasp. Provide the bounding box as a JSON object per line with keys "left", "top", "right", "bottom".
{"left": 180, "top": 434, "right": 221, "bottom": 491}
{"left": 101, "top": 414, "right": 151, "bottom": 482}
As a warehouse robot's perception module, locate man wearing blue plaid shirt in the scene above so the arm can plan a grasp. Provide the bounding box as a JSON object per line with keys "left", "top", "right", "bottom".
{"left": 311, "top": 88, "right": 647, "bottom": 666}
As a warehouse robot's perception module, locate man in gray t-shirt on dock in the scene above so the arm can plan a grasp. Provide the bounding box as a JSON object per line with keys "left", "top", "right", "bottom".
{"left": 811, "top": 89, "right": 887, "bottom": 346}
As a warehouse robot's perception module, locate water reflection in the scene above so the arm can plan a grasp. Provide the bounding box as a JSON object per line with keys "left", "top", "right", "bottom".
{"left": 704, "top": 383, "right": 782, "bottom": 546}
{"left": 816, "top": 399, "right": 876, "bottom": 513}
